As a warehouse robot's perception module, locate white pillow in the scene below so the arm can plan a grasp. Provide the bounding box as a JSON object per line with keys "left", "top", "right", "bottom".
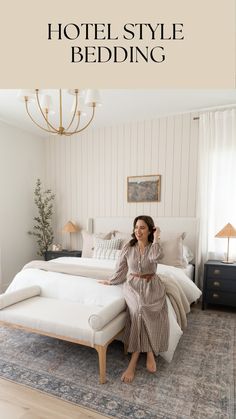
{"left": 0, "top": 286, "right": 41, "bottom": 309}
{"left": 183, "top": 244, "right": 194, "bottom": 263}
{"left": 88, "top": 298, "right": 126, "bottom": 330}
{"left": 158, "top": 232, "right": 187, "bottom": 268}
{"left": 113, "top": 231, "right": 131, "bottom": 248}
{"left": 81, "top": 230, "right": 112, "bottom": 258}
{"left": 93, "top": 238, "right": 123, "bottom": 259}
{"left": 94, "top": 248, "right": 121, "bottom": 260}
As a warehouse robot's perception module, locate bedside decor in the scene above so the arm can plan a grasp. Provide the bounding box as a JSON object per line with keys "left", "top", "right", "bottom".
{"left": 52, "top": 243, "right": 62, "bottom": 251}
{"left": 127, "top": 174, "right": 161, "bottom": 202}
{"left": 28, "top": 179, "right": 55, "bottom": 256}
{"left": 62, "top": 221, "right": 79, "bottom": 250}
{"left": 215, "top": 222, "right": 236, "bottom": 263}
{"left": 202, "top": 260, "right": 236, "bottom": 309}
{"left": 45, "top": 249, "right": 82, "bottom": 261}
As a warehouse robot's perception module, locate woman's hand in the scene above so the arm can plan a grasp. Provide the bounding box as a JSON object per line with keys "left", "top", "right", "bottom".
{"left": 97, "top": 279, "right": 111, "bottom": 285}
{"left": 153, "top": 226, "right": 161, "bottom": 242}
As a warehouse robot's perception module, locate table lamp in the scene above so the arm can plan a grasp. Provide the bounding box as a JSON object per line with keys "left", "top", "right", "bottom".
{"left": 215, "top": 222, "right": 236, "bottom": 263}
{"left": 62, "top": 221, "right": 78, "bottom": 250}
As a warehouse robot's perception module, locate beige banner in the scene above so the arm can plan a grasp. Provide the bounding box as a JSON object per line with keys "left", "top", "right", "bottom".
{"left": 0, "top": 0, "right": 235, "bottom": 87}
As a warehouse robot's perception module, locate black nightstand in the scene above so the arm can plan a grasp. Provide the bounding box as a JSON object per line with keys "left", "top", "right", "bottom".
{"left": 44, "top": 250, "right": 82, "bottom": 261}
{"left": 202, "top": 260, "right": 236, "bottom": 309}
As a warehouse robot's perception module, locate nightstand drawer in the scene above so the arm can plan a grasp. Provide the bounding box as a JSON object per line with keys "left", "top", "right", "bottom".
{"left": 206, "top": 290, "right": 236, "bottom": 307}
{"left": 207, "top": 266, "right": 236, "bottom": 280}
{"left": 207, "top": 278, "right": 236, "bottom": 292}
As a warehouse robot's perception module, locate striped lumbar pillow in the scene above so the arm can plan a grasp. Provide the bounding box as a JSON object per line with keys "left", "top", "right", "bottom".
{"left": 93, "top": 238, "right": 122, "bottom": 260}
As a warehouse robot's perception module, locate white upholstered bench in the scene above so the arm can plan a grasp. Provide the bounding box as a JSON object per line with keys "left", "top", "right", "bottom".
{"left": 0, "top": 286, "right": 126, "bottom": 384}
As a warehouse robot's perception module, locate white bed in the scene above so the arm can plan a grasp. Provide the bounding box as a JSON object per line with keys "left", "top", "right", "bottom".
{"left": 6, "top": 256, "right": 202, "bottom": 362}
{"left": 0, "top": 216, "right": 201, "bottom": 383}
{"left": 183, "top": 263, "right": 195, "bottom": 280}
{"left": 7, "top": 257, "right": 200, "bottom": 307}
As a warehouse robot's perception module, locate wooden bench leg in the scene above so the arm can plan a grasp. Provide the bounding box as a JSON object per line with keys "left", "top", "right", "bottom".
{"left": 94, "top": 344, "right": 108, "bottom": 384}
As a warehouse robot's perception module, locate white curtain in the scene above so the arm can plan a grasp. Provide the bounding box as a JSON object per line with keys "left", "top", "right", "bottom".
{"left": 197, "top": 109, "right": 236, "bottom": 283}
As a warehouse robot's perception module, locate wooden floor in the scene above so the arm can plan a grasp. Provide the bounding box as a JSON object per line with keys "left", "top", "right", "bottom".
{"left": 0, "top": 378, "right": 110, "bottom": 419}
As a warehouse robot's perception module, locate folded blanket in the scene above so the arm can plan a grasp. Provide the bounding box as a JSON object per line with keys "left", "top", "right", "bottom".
{"left": 159, "top": 274, "right": 190, "bottom": 330}
{"left": 23, "top": 260, "right": 114, "bottom": 280}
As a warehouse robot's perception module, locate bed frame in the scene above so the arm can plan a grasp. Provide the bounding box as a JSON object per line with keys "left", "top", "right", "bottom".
{"left": 0, "top": 217, "right": 199, "bottom": 384}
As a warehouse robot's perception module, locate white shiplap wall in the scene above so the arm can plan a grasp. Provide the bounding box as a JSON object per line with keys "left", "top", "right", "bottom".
{"left": 45, "top": 113, "right": 199, "bottom": 250}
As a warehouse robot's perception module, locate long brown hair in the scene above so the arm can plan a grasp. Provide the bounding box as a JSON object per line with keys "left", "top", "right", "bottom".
{"left": 129, "top": 215, "right": 155, "bottom": 246}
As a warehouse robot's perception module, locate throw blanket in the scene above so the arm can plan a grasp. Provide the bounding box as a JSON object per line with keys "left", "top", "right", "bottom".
{"left": 23, "top": 260, "right": 114, "bottom": 280}
{"left": 159, "top": 274, "right": 190, "bottom": 330}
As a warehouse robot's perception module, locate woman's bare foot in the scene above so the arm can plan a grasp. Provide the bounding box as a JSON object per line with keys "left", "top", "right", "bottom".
{"left": 121, "top": 352, "right": 140, "bottom": 383}
{"left": 121, "top": 366, "right": 136, "bottom": 383}
{"left": 146, "top": 352, "right": 157, "bottom": 373}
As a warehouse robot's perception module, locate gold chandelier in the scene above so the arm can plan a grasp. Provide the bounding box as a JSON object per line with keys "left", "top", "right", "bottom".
{"left": 18, "top": 89, "right": 101, "bottom": 136}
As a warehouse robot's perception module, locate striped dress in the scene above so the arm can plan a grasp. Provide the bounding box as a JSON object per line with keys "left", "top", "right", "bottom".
{"left": 109, "top": 242, "right": 169, "bottom": 355}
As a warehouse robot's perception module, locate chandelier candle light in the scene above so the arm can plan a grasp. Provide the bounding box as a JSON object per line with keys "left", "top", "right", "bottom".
{"left": 215, "top": 222, "right": 236, "bottom": 264}
{"left": 18, "top": 89, "right": 101, "bottom": 136}
{"left": 62, "top": 221, "right": 79, "bottom": 250}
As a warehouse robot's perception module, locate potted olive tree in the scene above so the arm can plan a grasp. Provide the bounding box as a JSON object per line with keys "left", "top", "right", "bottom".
{"left": 28, "top": 178, "right": 55, "bottom": 257}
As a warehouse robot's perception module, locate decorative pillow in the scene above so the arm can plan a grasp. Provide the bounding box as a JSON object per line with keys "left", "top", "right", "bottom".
{"left": 113, "top": 231, "right": 131, "bottom": 248}
{"left": 93, "top": 248, "right": 121, "bottom": 260}
{"left": 81, "top": 230, "right": 112, "bottom": 258}
{"left": 88, "top": 298, "right": 126, "bottom": 330}
{"left": 0, "top": 286, "right": 41, "bottom": 310}
{"left": 183, "top": 244, "right": 194, "bottom": 264}
{"left": 158, "top": 232, "right": 187, "bottom": 268}
{"left": 93, "top": 238, "right": 123, "bottom": 259}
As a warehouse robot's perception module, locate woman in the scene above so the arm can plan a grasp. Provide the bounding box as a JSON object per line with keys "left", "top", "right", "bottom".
{"left": 99, "top": 215, "right": 169, "bottom": 383}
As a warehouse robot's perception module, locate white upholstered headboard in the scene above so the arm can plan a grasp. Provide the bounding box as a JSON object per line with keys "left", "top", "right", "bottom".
{"left": 91, "top": 217, "right": 199, "bottom": 261}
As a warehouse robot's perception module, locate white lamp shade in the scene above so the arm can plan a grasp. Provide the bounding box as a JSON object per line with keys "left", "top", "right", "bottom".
{"left": 40, "top": 94, "right": 55, "bottom": 114}
{"left": 17, "top": 89, "right": 35, "bottom": 102}
{"left": 67, "top": 89, "right": 79, "bottom": 96}
{"left": 71, "top": 94, "right": 87, "bottom": 116}
{"left": 85, "top": 89, "right": 101, "bottom": 107}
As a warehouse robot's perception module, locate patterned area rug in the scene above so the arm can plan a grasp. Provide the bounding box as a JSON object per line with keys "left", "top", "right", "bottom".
{"left": 0, "top": 306, "right": 235, "bottom": 419}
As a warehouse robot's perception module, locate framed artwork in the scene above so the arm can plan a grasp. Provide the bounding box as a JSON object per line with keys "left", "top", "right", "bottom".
{"left": 127, "top": 175, "right": 161, "bottom": 203}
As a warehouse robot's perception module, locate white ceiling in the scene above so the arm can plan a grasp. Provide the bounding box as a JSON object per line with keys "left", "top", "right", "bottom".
{"left": 0, "top": 89, "right": 236, "bottom": 138}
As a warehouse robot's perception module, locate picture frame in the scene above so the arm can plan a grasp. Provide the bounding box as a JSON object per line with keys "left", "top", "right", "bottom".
{"left": 127, "top": 175, "right": 161, "bottom": 203}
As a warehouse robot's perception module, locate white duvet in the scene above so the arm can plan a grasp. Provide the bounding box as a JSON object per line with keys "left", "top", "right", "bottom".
{"left": 6, "top": 257, "right": 202, "bottom": 362}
